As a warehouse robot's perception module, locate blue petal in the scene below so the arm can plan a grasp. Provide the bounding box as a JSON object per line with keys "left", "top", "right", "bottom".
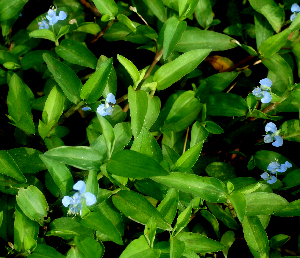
{"left": 62, "top": 196, "right": 72, "bottom": 207}
{"left": 73, "top": 180, "right": 86, "bottom": 194}
{"left": 272, "top": 135, "right": 283, "bottom": 147}
{"left": 264, "top": 134, "right": 273, "bottom": 143}
{"left": 97, "top": 104, "right": 108, "bottom": 116}
{"left": 267, "top": 176, "right": 277, "bottom": 184}
{"left": 261, "top": 91, "right": 272, "bottom": 103}
{"left": 284, "top": 161, "right": 292, "bottom": 168}
{"left": 252, "top": 87, "right": 263, "bottom": 97}
{"left": 58, "top": 11, "right": 67, "bottom": 20}
{"left": 84, "top": 192, "right": 97, "bottom": 206}
{"left": 291, "top": 3, "right": 300, "bottom": 12}
{"left": 265, "top": 122, "right": 277, "bottom": 133}
{"left": 260, "top": 172, "right": 270, "bottom": 180}
{"left": 106, "top": 93, "right": 116, "bottom": 104}
{"left": 277, "top": 161, "right": 292, "bottom": 173}
{"left": 267, "top": 161, "right": 280, "bottom": 173}
{"left": 82, "top": 106, "right": 91, "bottom": 111}
{"left": 259, "top": 78, "right": 272, "bottom": 87}
{"left": 47, "top": 9, "right": 56, "bottom": 17}
{"left": 291, "top": 13, "right": 297, "bottom": 21}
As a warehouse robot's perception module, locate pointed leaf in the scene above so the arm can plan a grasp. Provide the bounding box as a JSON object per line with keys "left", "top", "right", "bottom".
{"left": 152, "top": 172, "right": 227, "bottom": 203}
{"left": 112, "top": 190, "right": 172, "bottom": 230}
{"left": 107, "top": 150, "right": 169, "bottom": 178}
{"left": 154, "top": 49, "right": 211, "bottom": 90}
{"left": 141, "top": 0, "right": 167, "bottom": 22}
{"left": 43, "top": 53, "right": 82, "bottom": 104}
{"left": 91, "top": 0, "right": 118, "bottom": 17}
{"left": 117, "top": 55, "right": 140, "bottom": 85}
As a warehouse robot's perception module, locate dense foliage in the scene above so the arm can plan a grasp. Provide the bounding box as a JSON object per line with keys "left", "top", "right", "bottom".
{"left": 0, "top": 0, "right": 300, "bottom": 257}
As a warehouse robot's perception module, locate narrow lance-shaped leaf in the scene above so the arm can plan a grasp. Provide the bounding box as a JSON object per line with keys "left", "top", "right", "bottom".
{"left": 80, "top": 58, "right": 113, "bottom": 103}
{"left": 117, "top": 55, "right": 140, "bottom": 85}
{"left": 0, "top": 0, "right": 29, "bottom": 21}
{"left": 141, "top": 0, "right": 167, "bottom": 22}
{"left": 55, "top": 39, "right": 98, "bottom": 69}
{"left": 154, "top": 49, "right": 211, "bottom": 90}
{"left": 163, "top": 16, "right": 187, "bottom": 60}
{"left": 91, "top": 0, "right": 118, "bottom": 17}
{"left": 43, "top": 53, "right": 82, "bottom": 104}
{"left": 107, "top": 150, "right": 169, "bottom": 178}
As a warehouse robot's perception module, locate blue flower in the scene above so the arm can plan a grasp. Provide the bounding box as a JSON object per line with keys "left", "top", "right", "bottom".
{"left": 45, "top": 8, "right": 67, "bottom": 26}
{"left": 260, "top": 172, "right": 277, "bottom": 184}
{"left": 97, "top": 93, "right": 116, "bottom": 116}
{"left": 291, "top": 3, "right": 300, "bottom": 21}
{"left": 62, "top": 180, "right": 96, "bottom": 215}
{"left": 252, "top": 78, "right": 272, "bottom": 103}
{"left": 38, "top": 20, "right": 49, "bottom": 30}
{"left": 267, "top": 160, "right": 292, "bottom": 174}
{"left": 82, "top": 106, "right": 91, "bottom": 111}
{"left": 263, "top": 122, "right": 283, "bottom": 147}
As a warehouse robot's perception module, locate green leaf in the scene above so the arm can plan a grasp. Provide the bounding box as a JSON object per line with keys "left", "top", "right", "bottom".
{"left": 131, "top": 127, "right": 163, "bottom": 162}
{"left": 254, "top": 13, "right": 274, "bottom": 49}
{"left": 206, "top": 202, "right": 239, "bottom": 230}
{"left": 242, "top": 216, "right": 269, "bottom": 258}
{"left": 178, "top": 0, "right": 199, "bottom": 20}
{"left": 40, "top": 155, "right": 73, "bottom": 196}
{"left": 97, "top": 114, "right": 115, "bottom": 157}
{"left": 170, "top": 236, "right": 185, "bottom": 258}
{"left": 154, "top": 49, "right": 211, "bottom": 90}
{"left": 157, "top": 188, "right": 179, "bottom": 224}
{"left": 282, "top": 169, "right": 300, "bottom": 189}
{"left": 81, "top": 211, "right": 123, "bottom": 245}
{"left": 141, "top": 0, "right": 166, "bottom": 22}
{"left": 196, "top": 71, "right": 239, "bottom": 97}
{"left": 152, "top": 172, "right": 227, "bottom": 203}
{"left": 91, "top": 0, "right": 118, "bottom": 17}
{"left": 245, "top": 192, "right": 289, "bottom": 216}
{"left": 175, "top": 28, "right": 237, "bottom": 52}
{"left": 43, "top": 53, "right": 82, "bottom": 104}
{"left": 262, "top": 54, "right": 293, "bottom": 90}
{"left": 0, "top": 211, "right": 3, "bottom": 228}
{"left": 28, "top": 244, "right": 65, "bottom": 258}
{"left": 259, "top": 29, "right": 291, "bottom": 58}
{"left": 112, "top": 190, "right": 172, "bottom": 230}
{"left": 163, "top": 16, "right": 187, "bottom": 60}
{"left": 205, "top": 162, "right": 236, "bottom": 181}
{"left": 14, "top": 205, "right": 39, "bottom": 252}
{"left": 117, "top": 55, "right": 140, "bottom": 85}
{"left": 177, "top": 232, "right": 225, "bottom": 253}
{"left": 163, "top": 90, "right": 201, "bottom": 132}
{"left": 56, "top": 25, "right": 70, "bottom": 41}
{"left": 128, "top": 86, "right": 148, "bottom": 137}
{"left": 29, "top": 29, "right": 56, "bottom": 43}
{"left": 173, "top": 205, "right": 192, "bottom": 236}
{"left": 112, "top": 122, "right": 132, "bottom": 155}
{"left": 190, "top": 121, "right": 209, "bottom": 147}
{"left": 80, "top": 58, "right": 113, "bottom": 103}
{"left": 195, "top": 0, "right": 213, "bottom": 29}
{"left": 203, "top": 93, "right": 248, "bottom": 117}
{"left": 16, "top": 186, "right": 49, "bottom": 226}
{"left": 204, "top": 121, "right": 224, "bottom": 134}
{"left": 46, "top": 217, "right": 94, "bottom": 240}
{"left": 0, "top": 150, "right": 26, "bottom": 182}
{"left": 228, "top": 192, "right": 246, "bottom": 223}
{"left": 175, "top": 142, "right": 203, "bottom": 172}
{"left": 274, "top": 199, "right": 300, "bottom": 217}
{"left": 120, "top": 235, "right": 160, "bottom": 258}
{"left": 248, "top": 0, "right": 284, "bottom": 33}
{"left": 144, "top": 95, "right": 161, "bottom": 131}
{"left": 74, "top": 236, "right": 103, "bottom": 258}
{"left": 0, "top": 0, "right": 29, "bottom": 21}
{"left": 254, "top": 150, "right": 293, "bottom": 171}
{"left": 7, "top": 73, "right": 35, "bottom": 134}
{"left": 107, "top": 150, "right": 169, "bottom": 178}
{"left": 200, "top": 210, "right": 220, "bottom": 238}
{"left": 43, "top": 146, "right": 103, "bottom": 170}
{"left": 144, "top": 217, "right": 156, "bottom": 248}
{"left": 117, "top": 14, "right": 137, "bottom": 33}
{"left": 55, "top": 39, "right": 97, "bottom": 69}
{"left": 42, "top": 85, "right": 65, "bottom": 125}
{"left": 220, "top": 231, "right": 235, "bottom": 258}
{"left": 270, "top": 234, "right": 290, "bottom": 250}
{"left": 280, "top": 119, "right": 300, "bottom": 142}
{"left": 75, "top": 22, "right": 101, "bottom": 34}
